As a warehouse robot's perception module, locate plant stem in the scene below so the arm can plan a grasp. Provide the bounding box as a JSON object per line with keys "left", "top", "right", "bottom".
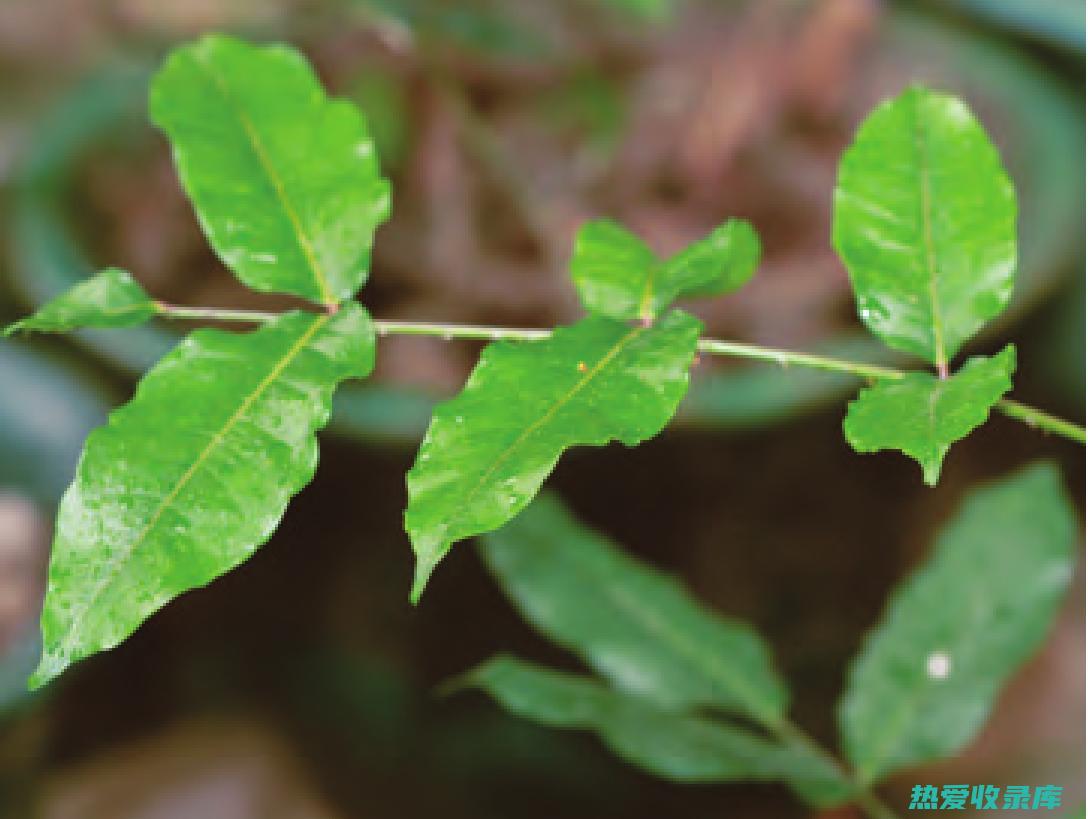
{"left": 695, "top": 337, "right": 903, "bottom": 381}
{"left": 375, "top": 319, "right": 551, "bottom": 342}
{"left": 856, "top": 789, "right": 902, "bottom": 819}
{"left": 151, "top": 305, "right": 1086, "bottom": 444}
{"left": 770, "top": 720, "right": 900, "bottom": 819}
{"left": 992, "top": 398, "right": 1086, "bottom": 444}
{"left": 153, "top": 302, "right": 281, "bottom": 324}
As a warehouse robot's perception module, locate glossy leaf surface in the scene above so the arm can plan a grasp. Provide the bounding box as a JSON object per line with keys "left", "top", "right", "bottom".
{"left": 464, "top": 655, "right": 852, "bottom": 805}
{"left": 30, "top": 304, "right": 374, "bottom": 688}
{"left": 150, "top": 35, "right": 391, "bottom": 305}
{"left": 4, "top": 268, "right": 155, "bottom": 336}
{"left": 659, "top": 219, "right": 761, "bottom": 301}
{"left": 833, "top": 85, "right": 1016, "bottom": 368}
{"left": 479, "top": 493, "right": 788, "bottom": 722}
{"left": 570, "top": 219, "right": 759, "bottom": 321}
{"left": 839, "top": 462, "right": 1075, "bottom": 783}
{"left": 569, "top": 220, "right": 657, "bottom": 321}
{"left": 843, "top": 345, "right": 1015, "bottom": 485}
{"left": 405, "top": 310, "right": 702, "bottom": 600}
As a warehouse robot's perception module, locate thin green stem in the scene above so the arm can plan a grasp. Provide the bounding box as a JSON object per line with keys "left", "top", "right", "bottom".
{"left": 993, "top": 398, "right": 1086, "bottom": 444}
{"left": 151, "top": 306, "right": 1086, "bottom": 445}
{"left": 154, "top": 302, "right": 281, "bottom": 324}
{"left": 695, "top": 337, "right": 904, "bottom": 381}
{"left": 856, "top": 789, "right": 902, "bottom": 819}
{"left": 770, "top": 719, "right": 900, "bottom": 819}
{"left": 374, "top": 318, "right": 550, "bottom": 342}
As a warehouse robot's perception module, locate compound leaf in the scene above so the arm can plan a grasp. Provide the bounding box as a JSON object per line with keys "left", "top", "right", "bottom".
{"left": 29, "top": 303, "right": 374, "bottom": 688}
{"left": 833, "top": 85, "right": 1016, "bottom": 369}
{"left": 480, "top": 493, "right": 788, "bottom": 723}
{"left": 571, "top": 219, "right": 759, "bottom": 321}
{"left": 843, "top": 345, "right": 1015, "bottom": 485}
{"left": 406, "top": 310, "right": 702, "bottom": 601}
{"left": 4, "top": 268, "right": 155, "bottom": 336}
{"left": 462, "top": 655, "right": 853, "bottom": 806}
{"left": 150, "top": 35, "right": 391, "bottom": 306}
{"left": 839, "top": 462, "right": 1076, "bottom": 783}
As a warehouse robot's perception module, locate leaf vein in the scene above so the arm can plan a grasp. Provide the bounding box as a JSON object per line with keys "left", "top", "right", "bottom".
{"left": 194, "top": 52, "right": 336, "bottom": 305}
{"left": 912, "top": 97, "right": 947, "bottom": 372}
{"left": 58, "top": 313, "right": 329, "bottom": 658}
{"left": 444, "top": 325, "right": 647, "bottom": 541}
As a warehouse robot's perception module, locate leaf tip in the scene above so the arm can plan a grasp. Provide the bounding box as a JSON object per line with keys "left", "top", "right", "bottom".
{"left": 434, "top": 669, "right": 474, "bottom": 699}
{"left": 920, "top": 446, "right": 949, "bottom": 487}
{"left": 26, "top": 655, "right": 61, "bottom": 692}
{"left": 410, "top": 555, "right": 438, "bottom": 605}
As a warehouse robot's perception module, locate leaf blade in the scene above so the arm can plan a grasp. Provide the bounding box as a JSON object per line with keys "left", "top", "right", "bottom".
{"left": 571, "top": 219, "right": 759, "bottom": 321}
{"left": 838, "top": 461, "right": 1076, "bottom": 782}
{"left": 405, "top": 310, "right": 701, "bottom": 599}
{"left": 4, "top": 268, "right": 155, "bottom": 336}
{"left": 655, "top": 218, "right": 760, "bottom": 306}
{"left": 463, "top": 655, "right": 853, "bottom": 805}
{"left": 150, "top": 35, "right": 391, "bottom": 305}
{"left": 832, "top": 85, "right": 1016, "bottom": 367}
{"left": 30, "top": 303, "right": 374, "bottom": 688}
{"left": 479, "top": 492, "right": 788, "bottom": 722}
{"left": 569, "top": 219, "right": 657, "bottom": 321}
{"left": 843, "top": 345, "right": 1016, "bottom": 485}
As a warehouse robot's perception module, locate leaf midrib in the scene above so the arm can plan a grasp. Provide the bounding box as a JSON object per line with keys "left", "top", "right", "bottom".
{"left": 439, "top": 324, "right": 646, "bottom": 548}
{"left": 912, "top": 96, "right": 947, "bottom": 371}
{"left": 58, "top": 313, "right": 330, "bottom": 658}
{"left": 7, "top": 302, "right": 150, "bottom": 336}
{"left": 850, "top": 529, "right": 1019, "bottom": 784}
{"left": 550, "top": 526, "right": 782, "bottom": 724}
{"left": 193, "top": 50, "right": 336, "bottom": 306}
{"left": 96, "top": 304, "right": 149, "bottom": 317}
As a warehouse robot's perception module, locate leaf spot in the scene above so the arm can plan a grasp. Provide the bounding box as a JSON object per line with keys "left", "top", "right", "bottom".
{"left": 925, "top": 650, "right": 952, "bottom": 681}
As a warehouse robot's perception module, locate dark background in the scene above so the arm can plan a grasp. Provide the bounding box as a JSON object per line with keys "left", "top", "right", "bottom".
{"left": 0, "top": 0, "right": 1083, "bottom": 816}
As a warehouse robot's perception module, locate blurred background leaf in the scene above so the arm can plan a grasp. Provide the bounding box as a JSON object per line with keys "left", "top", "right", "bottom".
{"left": 478, "top": 492, "right": 789, "bottom": 721}
{"left": 839, "top": 462, "right": 1077, "bottom": 784}
{"left": 460, "top": 654, "right": 854, "bottom": 805}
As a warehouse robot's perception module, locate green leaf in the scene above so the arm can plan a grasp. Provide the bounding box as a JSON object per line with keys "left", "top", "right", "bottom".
{"left": 838, "top": 461, "right": 1076, "bottom": 783}
{"left": 462, "top": 655, "right": 853, "bottom": 805}
{"left": 150, "top": 35, "right": 391, "bottom": 306}
{"left": 479, "top": 493, "right": 788, "bottom": 723}
{"left": 29, "top": 303, "right": 374, "bottom": 688}
{"left": 406, "top": 310, "right": 702, "bottom": 601}
{"left": 832, "top": 85, "right": 1016, "bottom": 369}
{"left": 4, "top": 268, "right": 155, "bottom": 336}
{"left": 571, "top": 219, "right": 759, "bottom": 321}
{"left": 843, "top": 345, "right": 1016, "bottom": 485}
{"left": 658, "top": 220, "right": 761, "bottom": 302}
{"left": 569, "top": 220, "right": 657, "bottom": 322}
